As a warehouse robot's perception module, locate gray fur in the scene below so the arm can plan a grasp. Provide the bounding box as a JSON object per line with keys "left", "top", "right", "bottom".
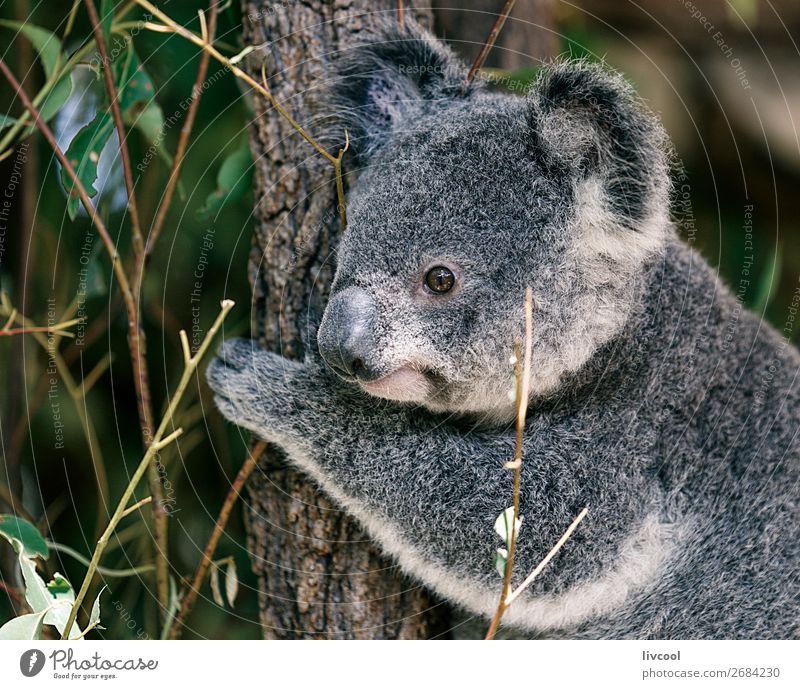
{"left": 208, "top": 19, "right": 800, "bottom": 639}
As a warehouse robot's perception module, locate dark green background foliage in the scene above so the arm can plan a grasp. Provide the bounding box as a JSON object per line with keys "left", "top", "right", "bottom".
{"left": 0, "top": 0, "right": 798, "bottom": 639}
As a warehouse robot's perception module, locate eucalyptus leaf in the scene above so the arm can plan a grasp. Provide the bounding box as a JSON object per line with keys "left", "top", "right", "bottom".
{"left": 209, "top": 565, "right": 224, "bottom": 607}
{"left": 493, "top": 507, "right": 522, "bottom": 549}
{"left": 113, "top": 48, "right": 156, "bottom": 119}
{"left": 18, "top": 556, "right": 82, "bottom": 640}
{"left": 0, "top": 610, "right": 48, "bottom": 640}
{"left": 87, "top": 586, "right": 107, "bottom": 633}
{"left": 36, "top": 71, "right": 74, "bottom": 127}
{"left": 225, "top": 560, "right": 238, "bottom": 607}
{"left": 494, "top": 547, "right": 509, "bottom": 578}
{"left": 0, "top": 515, "right": 49, "bottom": 558}
{"left": 0, "top": 20, "right": 63, "bottom": 80}
{"left": 60, "top": 110, "right": 114, "bottom": 219}
{"left": 47, "top": 573, "right": 73, "bottom": 595}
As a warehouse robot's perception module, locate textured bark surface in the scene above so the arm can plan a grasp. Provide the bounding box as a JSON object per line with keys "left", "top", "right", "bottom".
{"left": 240, "top": 0, "right": 447, "bottom": 639}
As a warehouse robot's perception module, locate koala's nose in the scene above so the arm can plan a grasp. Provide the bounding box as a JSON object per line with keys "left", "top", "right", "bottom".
{"left": 318, "top": 287, "right": 381, "bottom": 380}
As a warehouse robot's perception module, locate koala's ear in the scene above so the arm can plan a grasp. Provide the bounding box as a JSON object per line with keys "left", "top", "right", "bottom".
{"left": 330, "top": 19, "right": 471, "bottom": 165}
{"left": 529, "top": 61, "right": 669, "bottom": 229}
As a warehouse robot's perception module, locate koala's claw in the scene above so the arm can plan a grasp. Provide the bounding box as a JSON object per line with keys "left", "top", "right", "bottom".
{"left": 206, "top": 337, "right": 313, "bottom": 442}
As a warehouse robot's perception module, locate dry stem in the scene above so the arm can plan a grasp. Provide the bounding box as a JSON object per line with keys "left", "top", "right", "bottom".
{"left": 466, "top": 0, "right": 518, "bottom": 86}
{"left": 485, "top": 286, "right": 532, "bottom": 640}
{"left": 167, "top": 439, "right": 268, "bottom": 639}
{"left": 505, "top": 507, "right": 589, "bottom": 607}
{"left": 144, "top": 0, "right": 219, "bottom": 266}
{"left": 84, "top": 0, "right": 144, "bottom": 260}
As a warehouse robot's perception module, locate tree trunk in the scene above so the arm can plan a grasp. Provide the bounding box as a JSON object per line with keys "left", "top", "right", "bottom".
{"left": 240, "top": 0, "right": 447, "bottom": 639}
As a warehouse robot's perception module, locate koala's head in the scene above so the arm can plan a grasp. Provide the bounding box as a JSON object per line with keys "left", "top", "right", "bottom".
{"left": 317, "top": 21, "right": 671, "bottom": 421}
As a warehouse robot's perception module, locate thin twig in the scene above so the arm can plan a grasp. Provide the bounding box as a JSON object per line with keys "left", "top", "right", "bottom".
{"left": 466, "top": 0, "right": 517, "bottom": 86}
{"left": 397, "top": 0, "right": 405, "bottom": 31}
{"left": 0, "top": 298, "right": 83, "bottom": 338}
{"left": 168, "top": 440, "right": 267, "bottom": 639}
{"left": 505, "top": 507, "right": 589, "bottom": 607}
{"left": 144, "top": 0, "right": 219, "bottom": 267}
{"left": 81, "top": 6, "right": 166, "bottom": 577}
{"left": 485, "top": 286, "right": 532, "bottom": 640}
{"left": 135, "top": 0, "right": 349, "bottom": 231}
{"left": 120, "top": 496, "right": 153, "bottom": 519}
{"left": 60, "top": 300, "right": 235, "bottom": 639}
{"left": 84, "top": 0, "right": 143, "bottom": 259}
{"left": 47, "top": 541, "right": 155, "bottom": 577}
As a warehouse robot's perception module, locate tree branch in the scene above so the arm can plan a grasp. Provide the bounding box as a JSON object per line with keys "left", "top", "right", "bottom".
{"left": 466, "top": 0, "right": 518, "bottom": 86}
{"left": 168, "top": 439, "right": 267, "bottom": 639}
{"left": 144, "top": 0, "right": 219, "bottom": 267}
{"left": 83, "top": 0, "right": 144, "bottom": 260}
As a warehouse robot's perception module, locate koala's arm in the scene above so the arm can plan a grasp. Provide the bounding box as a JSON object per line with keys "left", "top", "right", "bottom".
{"left": 206, "top": 338, "right": 517, "bottom": 565}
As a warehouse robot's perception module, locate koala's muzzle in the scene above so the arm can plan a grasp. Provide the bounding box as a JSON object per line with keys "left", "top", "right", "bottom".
{"left": 318, "top": 287, "right": 382, "bottom": 381}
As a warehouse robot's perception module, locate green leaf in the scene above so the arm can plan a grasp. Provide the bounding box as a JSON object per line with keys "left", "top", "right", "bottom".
{"left": 493, "top": 507, "right": 522, "bottom": 549}
{"left": 0, "top": 515, "right": 49, "bottom": 558}
{"left": 131, "top": 100, "right": 163, "bottom": 145}
{"left": 0, "top": 610, "right": 48, "bottom": 640}
{"left": 47, "top": 573, "right": 73, "bottom": 595}
{"left": 113, "top": 48, "right": 156, "bottom": 119}
{"left": 0, "top": 20, "right": 63, "bottom": 81}
{"left": 0, "top": 114, "right": 17, "bottom": 130}
{"left": 0, "top": 21, "right": 72, "bottom": 137}
{"left": 130, "top": 100, "right": 174, "bottom": 171}
{"left": 60, "top": 110, "right": 114, "bottom": 219}
{"left": 494, "top": 548, "right": 508, "bottom": 578}
{"left": 198, "top": 137, "right": 254, "bottom": 219}
{"left": 36, "top": 71, "right": 74, "bottom": 127}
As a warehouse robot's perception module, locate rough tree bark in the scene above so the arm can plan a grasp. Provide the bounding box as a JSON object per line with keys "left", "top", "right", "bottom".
{"left": 240, "top": 1, "right": 448, "bottom": 639}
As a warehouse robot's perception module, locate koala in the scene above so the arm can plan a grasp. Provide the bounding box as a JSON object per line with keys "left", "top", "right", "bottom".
{"left": 207, "top": 20, "right": 800, "bottom": 639}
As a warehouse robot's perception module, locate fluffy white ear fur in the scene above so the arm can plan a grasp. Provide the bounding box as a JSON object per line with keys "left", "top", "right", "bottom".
{"left": 527, "top": 177, "right": 671, "bottom": 398}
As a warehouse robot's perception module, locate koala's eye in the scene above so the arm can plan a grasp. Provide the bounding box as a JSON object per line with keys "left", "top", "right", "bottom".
{"left": 425, "top": 266, "right": 455, "bottom": 294}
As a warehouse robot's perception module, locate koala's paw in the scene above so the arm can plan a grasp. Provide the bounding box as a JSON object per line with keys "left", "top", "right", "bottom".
{"left": 206, "top": 338, "right": 309, "bottom": 442}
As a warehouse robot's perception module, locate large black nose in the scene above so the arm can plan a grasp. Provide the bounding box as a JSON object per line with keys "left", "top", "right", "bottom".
{"left": 317, "top": 287, "right": 381, "bottom": 380}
